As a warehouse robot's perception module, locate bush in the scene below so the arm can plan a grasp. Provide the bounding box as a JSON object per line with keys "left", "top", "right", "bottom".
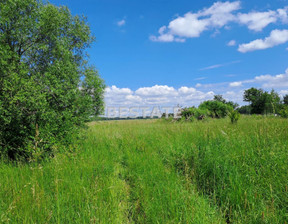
{"left": 279, "top": 106, "right": 288, "bottom": 118}
{"left": 180, "top": 107, "right": 208, "bottom": 121}
{"left": 228, "top": 110, "right": 241, "bottom": 124}
{"left": 199, "top": 100, "right": 233, "bottom": 118}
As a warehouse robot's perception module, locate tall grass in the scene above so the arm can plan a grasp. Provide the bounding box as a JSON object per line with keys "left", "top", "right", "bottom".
{"left": 0, "top": 117, "right": 287, "bottom": 223}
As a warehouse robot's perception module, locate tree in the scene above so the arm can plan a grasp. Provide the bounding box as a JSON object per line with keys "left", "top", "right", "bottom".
{"left": 284, "top": 94, "right": 288, "bottom": 105}
{"left": 199, "top": 100, "right": 233, "bottom": 118}
{"left": 243, "top": 88, "right": 281, "bottom": 114}
{"left": 243, "top": 88, "right": 264, "bottom": 114}
{"left": 0, "top": 0, "right": 105, "bottom": 159}
{"left": 267, "top": 89, "right": 281, "bottom": 114}
{"left": 237, "top": 105, "right": 251, "bottom": 114}
{"left": 213, "top": 95, "right": 226, "bottom": 103}
{"left": 213, "top": 94, "right": 239, "bottom": 109}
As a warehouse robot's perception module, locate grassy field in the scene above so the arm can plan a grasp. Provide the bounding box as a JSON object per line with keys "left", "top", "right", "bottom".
{"left": 1, "top": 117, "right": 288, "bottom": 223}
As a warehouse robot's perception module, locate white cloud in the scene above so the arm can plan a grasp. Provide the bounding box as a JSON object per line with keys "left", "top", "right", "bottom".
{"left": 117, "top": 19, "right": 126, "bottom": 27}
{"left": 238, "top": 29, "right": 288, "bottom": 53}
{"left": 178, "top": 86, "right": 197, "bottom": 95}
{"left": 151, "top": 1, "right": 241, "bottom": 42}
{"left": 227, "top": 40, "right": 236, "bottom": 46}
{"left": 104, "top": 85, "right": 217, "bottom": 107}
{"left": 150, "top": 26, "right": 186, "bottom": 42}
{"left": 151, "top": 2, "right": 288, "bottom": 43}
{"left": 104, "top": 69, "right": 288, "bottom": 111}
{"left": 226, "top": 68, "right": 288, "bottom": 89}
{"left": 277, "top": 7, "right": 288, "bottom": 23}
{"left": 238, "top": 11, "right": 278, "bottom": 31}
{"left": 106, "top": 85, "right": 132, "bottom": 95}
{"left": 279, "top": 90, "right": 288, "bottom": 96}
{"left": 229, "top": 81, "right": 242, "bottom": 87}
{"left": 254, "top": 68, "right": 288, "bottom": 88}
{"left": 135, "top": 85, "right": 178, "bottom": 96}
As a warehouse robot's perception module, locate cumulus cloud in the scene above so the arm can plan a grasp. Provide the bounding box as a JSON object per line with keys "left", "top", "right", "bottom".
{"left": 104, "top": 85, "right": 215, "bottom": 107}
{"left": 238, "top": 29, "right": 288, "bottom": 53}
{"left": 178, "top": 86, "right": 197, "bottom": 95}
{"left": 227, "top": 40, "right": 236, "bottom": 46}
{"left": 226, "top": 68, "right": 288, "bottom": 89}
{"left": 238, "top": 11, "right": 278, "bottom": 31}
{"left": 254, "top": 68, "right": 288, "bottom": 88}
{"left": 104, "top": 69, "right": 288, "bottom": 112}
{"left": 135, "top": 85, "right": 178, "bottom": 96}
{"left": 150, "top": 2, "right": 288, "bottom": 43}
{"left": 150, "top": 1, "right": 241, "bottom": 42}
{"left": 277, "top": 7, "right": 288, "bottom": 23}
{"left": 106, "top": 85, "right": 132, "bottom": 95}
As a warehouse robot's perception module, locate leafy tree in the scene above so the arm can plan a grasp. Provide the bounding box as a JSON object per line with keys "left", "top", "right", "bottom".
{"left": 0, "top": 0, "right": 105, "bottom": 159}
{"left": 243, "top": 88, "right": 281, "bottom": 114}
{"left": 266, "top": 89, "right": 281, "bottom": 114}
{"left": 199, "top": 100, "right": 233, "bottom": 118}
{"left": 213, "top": 95, "right": 226, "bottom": 103}
{"left": 180, "top": 107, "right": 208, "bottom": 121}
{"left": 243, "top": 88, "right": 264, "bottom": 114}
{"left": 279, "top": 105, "right": 288, "bottom": 118}
{"left": 213, "top": 94, "right": 239, "bottom": 109}
{"left": 237, "top": 105, "right": 251, "bottom": 114}
{"left": 283, "top": 94, "right": 288, "bottom": 105}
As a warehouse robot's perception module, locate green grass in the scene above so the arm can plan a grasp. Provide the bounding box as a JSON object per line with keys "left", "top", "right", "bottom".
{"left": 1, "top": 117, "right": 288, "bottom": 223}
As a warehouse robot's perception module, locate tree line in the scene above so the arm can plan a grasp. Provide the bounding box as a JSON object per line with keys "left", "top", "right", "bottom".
{"left": 239, "top": 88, "right": 288, "bottom": 116}
{"left": 178, "top": 88, "right": 288, "bottom": 123}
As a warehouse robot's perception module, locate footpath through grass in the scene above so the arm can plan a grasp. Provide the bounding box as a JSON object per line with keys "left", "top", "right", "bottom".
{"left": 1, "top": 117, "right": 288, "bottom": 223}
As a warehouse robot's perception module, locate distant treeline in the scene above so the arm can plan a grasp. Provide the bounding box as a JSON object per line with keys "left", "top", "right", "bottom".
{"left": 237, "top": 88, "right": 288, "bottom": 116}
{"left": 163, "top": 88, "right": 288, "bottom": 123}
{"left": 93, "top": 116, "right": 160, "bottom": 121}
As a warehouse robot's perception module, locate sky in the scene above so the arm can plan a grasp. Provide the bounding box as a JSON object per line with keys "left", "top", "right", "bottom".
{"left": 50, "top": 0, "right": 288, "bottom": 111}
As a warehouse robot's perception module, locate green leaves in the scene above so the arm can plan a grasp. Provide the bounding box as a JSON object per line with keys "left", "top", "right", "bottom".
{"left": 0, "top": 0, "right": 105, "bottom": 160}
{"left": 243, "top": 88, "right": 281, "bottom": 114}
{"left": 199, "top": 100, "right": 233, "bottom": 119}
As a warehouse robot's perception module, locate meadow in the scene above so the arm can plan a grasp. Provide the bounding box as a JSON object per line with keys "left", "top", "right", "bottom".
{"left": 0, "top": 117, "right": 288, "bottom": 223}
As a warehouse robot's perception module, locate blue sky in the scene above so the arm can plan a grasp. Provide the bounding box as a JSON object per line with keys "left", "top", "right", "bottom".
{"left": 51, "top": 0, "right": 288, "bottom": 108}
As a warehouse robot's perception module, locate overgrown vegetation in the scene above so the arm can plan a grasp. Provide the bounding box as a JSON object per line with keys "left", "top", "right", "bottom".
{"left": 1, "top": 118, "right": 287, "bottom": 223}
{"left": 0, "top": 0, "right": 105, "bottom": 160}
{"left": 228, "top": 110, "right": 241, "bottom": 124}
{"left": 178, "top": 90, "right": 288, "bottom": 123}
{"left": 239, "top": 88, "right": 284, "bottom": 115}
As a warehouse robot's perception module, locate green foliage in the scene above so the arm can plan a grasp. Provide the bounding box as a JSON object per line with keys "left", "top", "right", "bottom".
{"left": 279, "top": 105, "right": 288, "bottom": 118}
{"left": 244, "top": 88, "right": 281, "bottom": 114}
{"left": 199, "top": 100, "right": 233, "bottom": 118}
{"left": 237, "top": 105, "right": 251, "bottom": 114}
{"left": 180, "top": 107, "right": 208, "bottom": 121}
{"left": 0, "top": 0, "right": 105, "bottom": 159}
{"left": 228, "top": 110, "right": 240, "bottom": 124}
{"left": 284, "top": 94, "right": 288, "bottom": 105}
{"left": 214, "top": 94, "right": 239, "bottom": 109}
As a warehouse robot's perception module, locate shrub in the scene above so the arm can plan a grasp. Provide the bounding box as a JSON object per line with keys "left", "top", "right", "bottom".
{"left": 180, "top": 107, "right": 208, "bottom": 121}
{"left": 279, "top": 106, "right": 288, "bottom": 118}
{"left": 199, "top": 100, "right": 233, "bottom": 118}
{"left": 228, "top": 110, "right": 241, "bottom": 124}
